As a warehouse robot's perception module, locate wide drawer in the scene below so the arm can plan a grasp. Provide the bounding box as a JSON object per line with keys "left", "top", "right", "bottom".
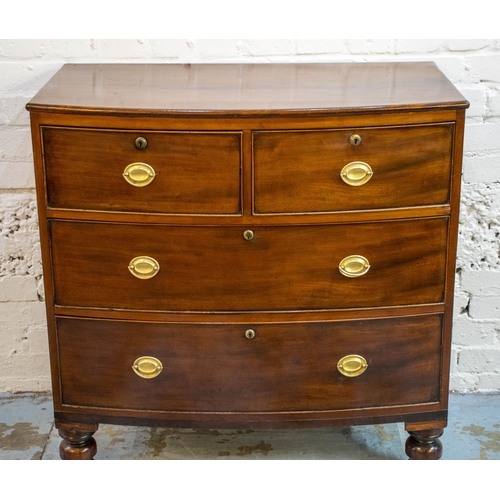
{"left": 50, "top": 218, "right": 448, "bottom": 312}
{"left": 253, "top": 124, "right": 454, "bottom": 213}
{"left": 42, "top": 127, "right": 242, "bottom": 214}
{"left": 57, "top": 315, "right": 442, "bottom": 412}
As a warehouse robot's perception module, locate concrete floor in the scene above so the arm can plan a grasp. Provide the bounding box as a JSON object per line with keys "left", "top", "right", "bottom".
{"left": 0, "top": 392, "right": 499, "bottom": 460}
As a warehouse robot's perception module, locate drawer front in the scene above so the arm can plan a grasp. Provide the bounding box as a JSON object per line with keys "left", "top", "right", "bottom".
{"left": 253, "top": 124, "right": 453, "bottom": 213}
{"left": 42, "top": 127, "right": 242, "bottom": 214}
{"left": 57, "top": 315, "right": 442, "bottom": 412}
{"left": 50, "top": 218, "right": 447, "bottom": 312}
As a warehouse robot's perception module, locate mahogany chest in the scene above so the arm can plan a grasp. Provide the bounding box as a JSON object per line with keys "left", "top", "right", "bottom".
{"left": 27, "top": 62, "right": 469, "bottom": 459}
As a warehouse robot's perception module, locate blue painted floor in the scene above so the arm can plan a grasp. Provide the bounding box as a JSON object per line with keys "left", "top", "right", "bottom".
{"left": 0, "top": 392, "right": 498, "bottom": 459}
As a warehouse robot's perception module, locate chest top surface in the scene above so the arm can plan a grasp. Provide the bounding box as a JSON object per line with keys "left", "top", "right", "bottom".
{"left": 26, "top": 62, "right": 468, "bottom": 116}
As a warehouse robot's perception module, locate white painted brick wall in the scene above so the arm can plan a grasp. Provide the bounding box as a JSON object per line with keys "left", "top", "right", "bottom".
{"left": 0, "top": 39, "right": 499, "bottom": 393}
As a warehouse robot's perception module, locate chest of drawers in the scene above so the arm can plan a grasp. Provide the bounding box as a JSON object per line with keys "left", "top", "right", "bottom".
{"left": 27, "top": 62, "right": 468, "bottom": 460}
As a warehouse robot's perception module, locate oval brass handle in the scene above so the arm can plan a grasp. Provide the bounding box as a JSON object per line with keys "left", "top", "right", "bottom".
{"left": 123, "top": 162, "right": 156, "bottom": 187}
{"left": 340, "top": 161, "right": 373, "bottom": 186}
{"left": 243, "top": 229, "right": 254, "bottom": 241}
{"left": 134, "top": 136, "right": 148, "bottom": 149}
{"left": 128, "top": 256, "right": 160, "bottom": 279}
{"left": 245, "top": 329, "right": 256, "bottom": 339}
{"left": 337, "top": 355, "right": 368, "bottom": 377}
{"left": 339, "top": 255, "right": 370, "bottom": 278}
{"left": 132, "top": 356, "right": 163, "bottom": 379}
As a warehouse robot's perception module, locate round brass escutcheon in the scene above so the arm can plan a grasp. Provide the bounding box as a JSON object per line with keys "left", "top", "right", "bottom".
{"left": 339, "top": 255, "right": 370, "bottom": 278}
{"left": 128, "top": 256, "right": 160, "bottom": 280}
{"left": 349, "top": 134, "right": 362, "bottom": 146}
{"left": 243, "top": 229, "right": 254, "bottom": 241}
{"left": 132, "top": 356, "right": 163, "bottom": 379}
{"left": 340, "top": 161, "right": 373, "bottom": 186}
{"left": 245, "top": 329, "right": 256, "bottom": 339}
{"left": 123, "top": 162, "right": 156, "bottom": 187}
{"left": 337, "top": 355, "right": 368, "bottom": 378}
{"left": 135, "top": 136, "right": 148, "bottom": 149}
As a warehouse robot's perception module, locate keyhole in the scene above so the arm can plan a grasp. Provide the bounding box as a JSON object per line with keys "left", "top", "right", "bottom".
{"left": 349, "top": 134, "right": 362, "bottom": 146}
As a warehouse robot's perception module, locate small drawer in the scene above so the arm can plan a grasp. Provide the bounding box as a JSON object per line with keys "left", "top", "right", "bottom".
{"left": 253, "top": 124, "right": 454, "bottom": 214}
{"left": 50, "top": 218, "right": 447, "bottom": 312}
{"left": 42, "top": 127, "right": 242, "bottom": 214}
{"left": 57, "top": 315, "right": 442, "bottom": 412}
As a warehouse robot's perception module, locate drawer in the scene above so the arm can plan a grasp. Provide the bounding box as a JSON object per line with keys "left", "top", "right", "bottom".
{"left": 50, "top": 218, "right": 447, "bottom": 312}
{"left": 57, "top": 315, "right": 442, "bottom": 412}
{"left": 253, "top": 124, "right": 454, "bottom": 213}
{"left": 42, "top": 127, "right": 242, "bottom": 214}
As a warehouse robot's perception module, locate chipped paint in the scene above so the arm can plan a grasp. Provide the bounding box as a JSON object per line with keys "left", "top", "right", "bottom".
{"left": 374, "top": 425, "right": 395, "bottom": 442}
{"left": 236, "top": 441, "right": 273, "bottom": 456}
{"left": 0, "top": 422, "right": 47, "bottom": 453}
{"left": 218, "top": 450, "right": 231, "bottom": 457}
{"left": 461, "top": 424, "right": 500, "bottom": 459}
{"left": 143, "top": 427, "right": 173, "bottom": 457}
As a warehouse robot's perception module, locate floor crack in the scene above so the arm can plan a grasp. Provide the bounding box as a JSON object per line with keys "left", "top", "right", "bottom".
{"left": 38, "top": 421, "right": 54, "bottom": 460}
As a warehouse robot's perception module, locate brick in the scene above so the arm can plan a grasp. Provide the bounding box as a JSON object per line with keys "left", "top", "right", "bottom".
{"left": 470, "top": 296, "right": 500, "bottom": 320}
{"left": 452, "top": 317, "right": 497, "bottom": 346}
{"left": 462, "top": 155, "right": 500, "bottom": 183}
{"left": 0, "top": 61, "right": 60, "bottom": 92}
{"left": 148, "top": 39, "right": 197, "bottom": 59}
{"left": 0, "top": 376, "right": 51, "bottom": 392}
{"left": 466, "top": 54, "right": 500, "bottom": 83}
{"left": 453, "top": 290, "right": 471, "bottom": 317}
{"left": 462, "top": 270, "right": 500, "bottom": 295}
{"left": 190, "top": 40, "right": 242, "bottom": 59}
{"left": 242, "top": 39, "right": 296, "bottom": 57}
{"left": 0, "top": 276, "right": 38, "bottom": 302}
{"left": 41, "top": 40, "right": 96, "bottom": 60}
{"left": 477, "top": 373, "right": 500, "bottom": 390}
{"left": 0, "top": 40, "right": 45, "bottom": 59}
{"left": 97, "top": 39, "right": 154, "bottom": 59}
{"left": 456, "top": 85, "right": 486, "bottom": 117}
{"left": 296, "top": 40, "right": 347, "bottom": 55}
{"left": 345, "top": 39, "right": 395, "bottom": 54}
{"left": 24, "top": 325, "right": 48, "bottom": 354}
{"left": 0, "top": 128, "right": 33, "bottom": 161}
{"left": 395, "top": 39, "right": 445, "bottom": 53}
{"left": 463, "top": 122, "right": 500, "bottom": 152}
{"left": 458, "top": 348, "right": 500, "bottom": 372}
{"left": 488, "top": 87, "right": 500, "bottom": 117}
{"left": 445, "top": 40, "right": 494, "bottom": 51}
{"left": 0, "top": 162, "right": 35, "bottom": 189}
{"left": 0, "top": 95, "right": 32, "bottom": 126}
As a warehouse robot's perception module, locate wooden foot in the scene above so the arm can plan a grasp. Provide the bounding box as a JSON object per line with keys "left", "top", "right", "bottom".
{"left": 57, "top": 423, "right": 98, "bottom": 460}
{"left": 405, "top": 427, "right": 444, "bottom": 460}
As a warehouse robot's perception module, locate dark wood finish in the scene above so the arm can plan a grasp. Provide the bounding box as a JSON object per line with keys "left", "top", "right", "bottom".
{"left": 42, "top": 127, "right": 242, "bottom": 214}
{"left": 57, "top": 315, "right": 442, "bottom": 412}
{"left": 253, "top": 124, "right": 453, "bottom": 213}
{"left": 49, "top": 218, "right": 448, "bottom": 312}
{"left": 26, "top": 63, "right": 468, "bottom": 116}
{"left": 57, "top": 423, "right": 98, "bottom": 460}
{"left": 405, "top": 427, "right": 444, "bottom": 460}
{"left": 27, "top": 62, "right": 469, "bottom": 459}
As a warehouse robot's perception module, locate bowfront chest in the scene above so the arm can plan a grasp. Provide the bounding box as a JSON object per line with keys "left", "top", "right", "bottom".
{"left": 27, "top": 62, "right": 468, "bottom": 459}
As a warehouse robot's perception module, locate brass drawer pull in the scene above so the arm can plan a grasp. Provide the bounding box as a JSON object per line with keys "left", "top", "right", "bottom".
{"left": 123, "top": 162, "right": 156, "bottom": 187}
{"left": 132, "top": 356, "right": 163, "bottom": 379}
{"left": 349, "top": 134, "right": 362, "bottom": 146}
{"left": 245, "top": 329, "right": 256, "bottom": 339}
{"left": 128, "top": 256, "right": 160, "bottom": 279}
{"left": 134, "top": 136, "right": 148, "bottom": 149}
{"left": 339, "top": 255, "right": 370, "bottom": 278}
{"left": 243, "top": 229, "right": 254, "bottom": 241}
{"left": 340, "top": 161, "right": 373, "bottom": 186}
{"left": 337, "top": 355, "right": 368, "bottom": 377}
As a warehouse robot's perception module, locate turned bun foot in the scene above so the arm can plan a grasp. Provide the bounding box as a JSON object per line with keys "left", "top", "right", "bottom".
{"left": 405, "top": 428, "right": 444, "bottom": 460}
{"left": 57, "top": 424, "right": 98, "bottom": 460}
